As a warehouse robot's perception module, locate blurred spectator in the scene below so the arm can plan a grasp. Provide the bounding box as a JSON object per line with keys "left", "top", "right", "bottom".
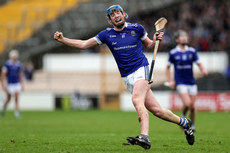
{"left": 23, "top": 61, "right": 34, "bottom": 81}
{"left": 0, "top": 0, "right": 11, "bottom": 5}
{"left": 132, "top": 0, "right": 230, "bottom": 52}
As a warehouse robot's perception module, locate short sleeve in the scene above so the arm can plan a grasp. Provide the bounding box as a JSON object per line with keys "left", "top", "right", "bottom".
{"left": 138, "top": 24, "right": 148, "bottom": 41}
{"left": 2, "top": 66, "right": 7, "bottom": 72}
{"left": 193, "top": 51, "right": 200, "bottom": 64}
{"left": 167, "top": 52, "right": 174, "bottom": 66}
{"left": 2, "top": 62, "right": 8, "bottom": 72}
{"left": 94, "top": 30, "right": 107, "bottom": 45}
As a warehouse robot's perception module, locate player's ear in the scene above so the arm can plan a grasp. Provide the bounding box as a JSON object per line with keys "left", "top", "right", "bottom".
{"left": 123, "top": 12, "right": 128, "bottom": 19}
{"left": 108, "top": 19, "right": 112, "bottom": 25}
{"left": 175, "top": 38, "right": 179, "bottom": 44}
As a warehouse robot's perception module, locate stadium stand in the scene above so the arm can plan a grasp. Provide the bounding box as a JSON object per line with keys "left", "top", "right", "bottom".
{"left": 0, "top": 0, "right": 11, "bottom": 6}
{"left": 24, "top": 71, "right": 121, "bottom": 94}
{"left": 0, "top": 0, "right": 83, "bottom": 55}
{"left": 1, "top": 0, "right": 230, "bottom": 96}
{"left": 134, "top": 0, "right": 230, "bottom": 52}
{"left": 153, "top": 73, "right": 230, "bottom": 91}
{"left": 0, "top": 0, "right": 185, "bottom": 65}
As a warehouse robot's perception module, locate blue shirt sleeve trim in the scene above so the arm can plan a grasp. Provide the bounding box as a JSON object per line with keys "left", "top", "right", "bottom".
{"left": 93, "top": 36, "right": 102, "bottom": 45}
{"left": 141, "top": 32, "right": 148, "bottom": 41}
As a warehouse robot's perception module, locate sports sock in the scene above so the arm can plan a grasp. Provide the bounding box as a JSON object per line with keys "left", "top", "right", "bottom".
{"left": 191, "top": 123, "right": 195, "bottom": 129}
{"left": 1, "top": 107, "right": 6, "bottom": 116}
{"left": 178, "top": 117, "right": 189, "bottom": 129}
{"left": 14, "top": 110, "right": 20, "bottom": 118}
{"left": 140, "top": 134, "right": 150, "bottom": 141}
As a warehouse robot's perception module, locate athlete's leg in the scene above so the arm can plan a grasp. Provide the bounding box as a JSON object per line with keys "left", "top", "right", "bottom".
{"left": 144, "top": 90, "right": 195, "bottom": 145}
{"left": 2, "top": 92, "right": 11, "bottom": 116}
{"left": 178, "top": 93, "right": 191, "bottom": 117}
{"left": 14, "top": 92, "right": 20, "bottom": 117}
{"left": 127, "top": 79, "right": 151, "bottom": 149}
{"left": 144, "top": 90, "right": 180, "bottom": 124}
{"left": 132, "top": 80, "right": 150, "bottom": 135}
{"left": 189, "top": 95, "right": 196, "bottom": 125}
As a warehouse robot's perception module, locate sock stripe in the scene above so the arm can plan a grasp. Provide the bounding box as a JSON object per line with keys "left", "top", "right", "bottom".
{"left": 179, "top": 117, "right": 188, "bottom": 128}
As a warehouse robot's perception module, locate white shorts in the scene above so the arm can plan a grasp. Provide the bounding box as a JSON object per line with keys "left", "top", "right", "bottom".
{"left": 7, "top": 83, "right": 22, "bottom": 95}
{"left": 122, "top": 66, "right": 149, "bottom": 93}
{"left": 176, "top": 84, "right": 197, "bottom": 95}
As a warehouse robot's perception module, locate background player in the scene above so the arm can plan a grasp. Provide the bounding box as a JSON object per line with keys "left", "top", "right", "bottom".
{"left": 166, "top": 30, "right": 208, "bottom": 132}
{"left": 54, "top": 5, "right": 195, "bottom": 149}
{"left": 1, "top": 49, "right": 24, "bottom": 118}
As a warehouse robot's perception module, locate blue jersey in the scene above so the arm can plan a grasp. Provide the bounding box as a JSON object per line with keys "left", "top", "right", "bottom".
{"left": 2, "top": 60, "right": 22, "bottom": 84}
{"left": 168, "top": 46, "right": 200, "bottom": 85}
{"left": 94, "top": 22, "right": 149, "bottom": 77}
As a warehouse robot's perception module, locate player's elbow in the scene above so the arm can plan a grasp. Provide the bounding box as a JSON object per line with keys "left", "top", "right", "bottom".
{"left": 80, "top": 45, "right": 88, "bottom": 50}
{"left": 145, "top": 43, "right": 154, "bottom": 50}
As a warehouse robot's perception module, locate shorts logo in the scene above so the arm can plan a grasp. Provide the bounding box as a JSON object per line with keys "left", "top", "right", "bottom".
{"left": 112, "top": 42, "right": 117, "bottom": 45}
{"left": 131, "top": 31, "right": 136, "bottom": 36}
{"left": 137, "top": 76, "right": 143, "bottom": 79}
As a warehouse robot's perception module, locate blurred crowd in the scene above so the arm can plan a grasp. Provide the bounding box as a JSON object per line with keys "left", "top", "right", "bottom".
{"left": 131, "top": 0, "right": 230, "bottom": 52}
{"left": 0, "top": 0, "right": 10, "bottom": 5}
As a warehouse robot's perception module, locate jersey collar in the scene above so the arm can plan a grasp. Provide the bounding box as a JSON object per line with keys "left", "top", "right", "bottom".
{"left": 176, "top": 45, "right": 189, "bottom": 52}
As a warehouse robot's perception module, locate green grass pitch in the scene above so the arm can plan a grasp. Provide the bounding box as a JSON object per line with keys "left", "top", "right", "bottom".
{"left": 0, "top": 110, "right": 230, "bottom": 153}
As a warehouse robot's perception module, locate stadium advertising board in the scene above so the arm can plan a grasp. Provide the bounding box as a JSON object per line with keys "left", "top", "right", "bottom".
{"left": 170, "top": 93, "right": 230, "bottom": 111}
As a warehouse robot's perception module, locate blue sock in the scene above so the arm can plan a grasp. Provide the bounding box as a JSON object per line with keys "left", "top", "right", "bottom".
{"left": 178, "top": 117, "right": 189, "bottom": 129}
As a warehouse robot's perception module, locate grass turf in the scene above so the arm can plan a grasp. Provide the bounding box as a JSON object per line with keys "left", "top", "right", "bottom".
{"left": 0, "top": 110, "right": 230, "bottom": 153}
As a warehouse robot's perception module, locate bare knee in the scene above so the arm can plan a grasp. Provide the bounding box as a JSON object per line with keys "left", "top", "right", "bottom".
{"left": 132, "top": 94, "right": 142, "bottom": 109}
{"left": 183, "top": 100, "right": 192, "bottom": 109}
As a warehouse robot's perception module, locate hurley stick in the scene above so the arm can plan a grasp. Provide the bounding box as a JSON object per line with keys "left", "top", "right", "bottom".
{"left": 148, "top": 17, "right": 167, "bottom": 84}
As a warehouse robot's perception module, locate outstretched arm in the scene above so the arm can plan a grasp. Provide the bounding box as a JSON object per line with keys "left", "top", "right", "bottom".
{"left": 165, "top": 65, "right": 175, "bottom": 89}
{"left": 54, "top": 31, "right": 99, "bottom": 50}
{"left": 1, "top": 70, "right": 7, "bottom": 92}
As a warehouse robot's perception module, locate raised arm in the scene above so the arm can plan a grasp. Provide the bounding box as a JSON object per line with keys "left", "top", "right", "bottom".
{"left": 54, "top": 31, "right": 99, "bottom": 50}
{"left": 142, "top": 32, "right": 164, "bottom": 50}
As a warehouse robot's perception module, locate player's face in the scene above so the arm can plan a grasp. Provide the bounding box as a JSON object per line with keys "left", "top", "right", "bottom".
{"left": 109, "top": 10, "right": 125, "bottom": 29}
{"left": 177, "top": 34, "right": 188, "bottom": 45}
{"left": 11, "top": 55, "right": 18, "bottom": 61}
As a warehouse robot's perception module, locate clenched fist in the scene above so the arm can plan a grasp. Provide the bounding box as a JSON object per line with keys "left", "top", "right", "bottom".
{"left": 153, "top": 32, "right": 164, "bottom": 42}
{"left": 54, "top": 31, "right": 64, "bottom": 42}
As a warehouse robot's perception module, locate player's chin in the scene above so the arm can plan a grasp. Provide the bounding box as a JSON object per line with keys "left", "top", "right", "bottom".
{"left": 114, "top": 21, "right": 125, "bottom": 29}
